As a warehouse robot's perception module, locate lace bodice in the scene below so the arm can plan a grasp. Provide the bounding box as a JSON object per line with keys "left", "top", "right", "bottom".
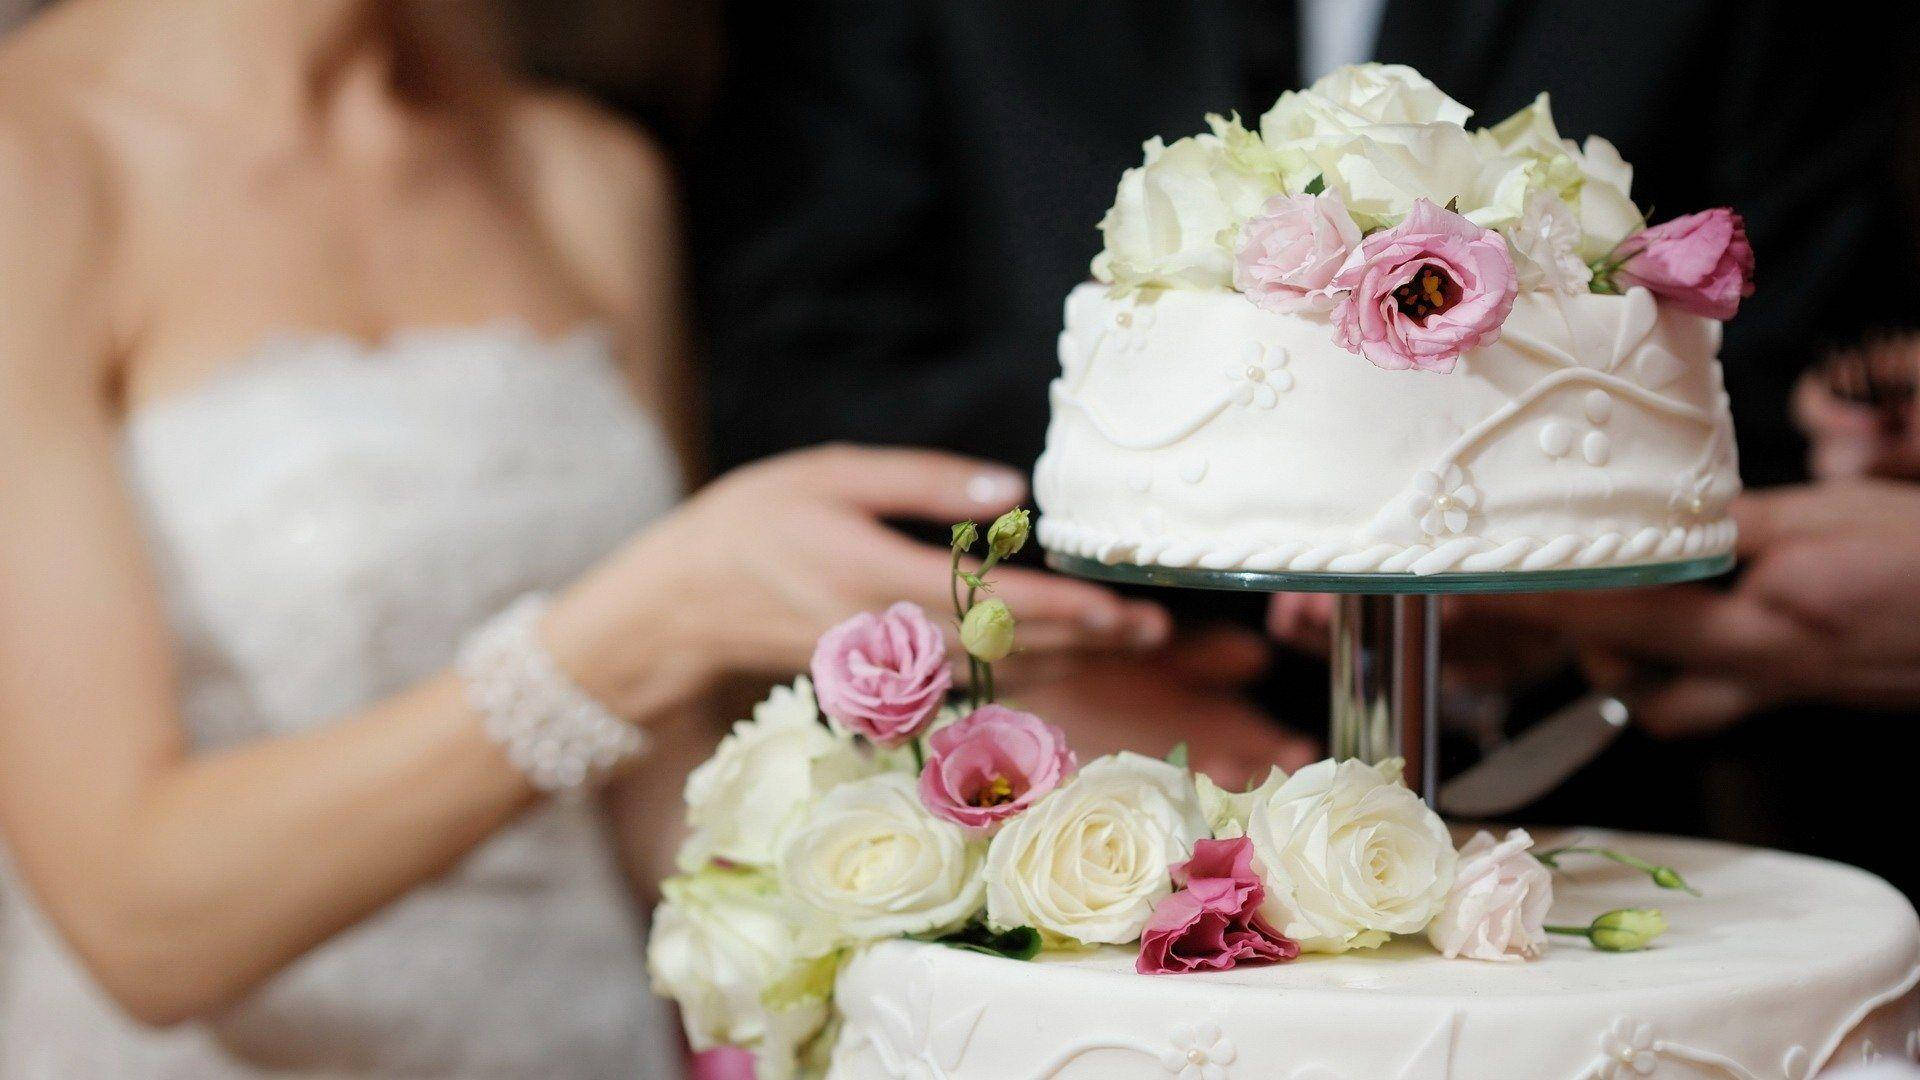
{"left": 0, "top": 324, "right": 685, "bottom": 1078}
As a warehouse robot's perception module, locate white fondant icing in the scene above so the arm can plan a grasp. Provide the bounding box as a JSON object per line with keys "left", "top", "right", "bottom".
{"left": 825, "top": 834, "right": 1920, "bottom": 1080}
{"left": 1036, "top": 285, "right": 1740, "bottom": 575}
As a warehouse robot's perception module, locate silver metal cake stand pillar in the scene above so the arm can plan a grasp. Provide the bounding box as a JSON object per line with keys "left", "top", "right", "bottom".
{"left": 1329, "top": 595, "right": 1439, "bottom": 799}
{"left": 1044, "top": 550, "right": 1734, "bottom": 807}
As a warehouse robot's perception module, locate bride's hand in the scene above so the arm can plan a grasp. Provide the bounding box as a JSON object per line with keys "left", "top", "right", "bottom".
{"left": 546, "top": 445, "right": 1169, "bottom": 711}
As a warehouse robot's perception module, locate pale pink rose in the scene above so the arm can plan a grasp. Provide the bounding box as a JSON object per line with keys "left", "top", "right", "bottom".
{"left": 1233, "top": 192, "right": 1362, "bottom": 313}
{"left": 1426, "top": 829, "right": 1552, "bottom": 962}
{"left": 1330, "top": 198, "right": 1518, "bottom": 373}
{"left": 1615, "top": 207, "right": 1754, "bottom": 320}
{"left": 809, "top": 602, "right": 951, "bottom": 747}
{"left": 917, "top": 705, "right": 1076, "bottom": 830}
{"left": 1137, "top": 837, "right": 1299, "bottom": 975}
{"left": 688, "top": 1047, "right": 757, "bottom": 1080}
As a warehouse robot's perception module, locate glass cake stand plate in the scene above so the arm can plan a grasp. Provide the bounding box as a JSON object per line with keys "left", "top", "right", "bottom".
{"left": 1043, "top": 552, "right": 1734, "bottom": 595}
{"left": 1046, "top": 551, "right": 1735, "bottom": 804}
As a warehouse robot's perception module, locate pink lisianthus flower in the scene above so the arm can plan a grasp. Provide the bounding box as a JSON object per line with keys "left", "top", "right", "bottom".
{"left": 1137, "top": 837, "right": 1299, "bottom": 975}
{"left": 917, "top": 705, "right": 1076, "bottom": 830}
{"left": 809, "top": 601, "right": 951, "bottom": 746}
{"left": 1330, "top": 198, "right": 1518, "bottom": 373}
{"left": 1233, "top": 191, "right": 1362, "bottom": 313}
{"left": 1614, "top": 207, "right": 1754, "bottom": 320}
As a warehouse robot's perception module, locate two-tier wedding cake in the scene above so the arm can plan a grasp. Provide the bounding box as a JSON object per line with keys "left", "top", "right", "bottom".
{"left": 648, "top": 65, "right": 1919, "bottom": 1080}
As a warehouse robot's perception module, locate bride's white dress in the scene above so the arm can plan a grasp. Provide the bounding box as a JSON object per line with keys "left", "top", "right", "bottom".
{"left": 0, "top": 325, "right": 685, "bottom": 1078}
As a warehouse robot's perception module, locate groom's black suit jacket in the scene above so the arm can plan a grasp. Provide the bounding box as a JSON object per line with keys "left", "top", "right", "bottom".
{"left": 680, "top": 1, "right": 1920, "bottom": 895}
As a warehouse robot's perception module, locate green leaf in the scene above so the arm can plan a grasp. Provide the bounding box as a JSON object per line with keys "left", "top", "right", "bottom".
{"left": 930, "top": 923, "right": 1042, "bottom": 961}
{"left": 1165, "top": 742, "right": 1190, "bottom": 769}
{"left": 1303, "top": 173, "right": 1326, "bottom": 196}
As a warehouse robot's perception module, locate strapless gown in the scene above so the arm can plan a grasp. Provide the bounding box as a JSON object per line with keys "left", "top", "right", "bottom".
{"left": 0, "top": 324, "right": 685, "bottom": 1078}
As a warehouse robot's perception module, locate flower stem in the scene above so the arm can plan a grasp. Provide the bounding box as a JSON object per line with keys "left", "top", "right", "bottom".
{"left": 1535, "top": 846, "right": 1700, "bottom": 896}
{"left": 910, "top": 738, "right": 926, "bottom": 772}
{"left": 1543, "top": 924, "right": 1592, "bottom": 938}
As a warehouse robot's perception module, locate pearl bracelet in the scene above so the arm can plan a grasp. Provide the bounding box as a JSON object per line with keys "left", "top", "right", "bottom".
{"left": 457, "top": 594, "right": 645, "bottom": 792}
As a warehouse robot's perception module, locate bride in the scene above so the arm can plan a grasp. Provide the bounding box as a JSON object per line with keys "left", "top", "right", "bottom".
{"left": 0, "top": 1, "right": 1178, "bottom": 1075}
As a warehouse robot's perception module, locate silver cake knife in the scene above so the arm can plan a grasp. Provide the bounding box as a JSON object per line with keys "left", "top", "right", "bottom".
{"left": 1437, "top": 694, "right": 1632, "bottom": 819}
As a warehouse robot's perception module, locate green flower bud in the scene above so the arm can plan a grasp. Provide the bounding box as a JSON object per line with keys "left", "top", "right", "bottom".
{"left": 960, "top": 599, "right": 1017, "bottom": 661}
{"left": 986, "top": 509, "right": 1031, "bottom": 559}
{"left": 1588, "top": 908, "right": 1667, "bottom": 952}
{"left": 951, "top": 521, "right": 979, "bottom": 552}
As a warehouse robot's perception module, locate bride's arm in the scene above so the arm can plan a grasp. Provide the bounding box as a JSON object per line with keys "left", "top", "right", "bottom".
{"left": 0, "top": 142, "right": 705, "bottom": 1026}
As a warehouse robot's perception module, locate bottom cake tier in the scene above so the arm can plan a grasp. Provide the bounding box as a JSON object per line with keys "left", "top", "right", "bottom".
{"left": 825, "top": 832, "right": 1919, "bottom": 1080}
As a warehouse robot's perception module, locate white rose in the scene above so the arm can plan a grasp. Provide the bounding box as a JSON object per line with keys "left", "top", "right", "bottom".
{"left": 776, "top": 772, "right": 986, "bottom": 948}
{"left": 680, "top": 677, "right": 882, "bottom": 871}
{"left": 1296, "top": 122, "right": 1487, "bottom": 230}
{"left": 647, "top": 867, "right": 831, "bottom": 1080}
{"left": 1506, "top": 191, "right": 1593, "bottom": 293}
{"left": 1427, "top": 829, "right": 1552, "bottom": 962}
{"left": 984, "top": 752, "right": 1208, "bottom": 945}
{"left": 1261, "top": 64, "right": 1473, "bottom": 142}
{"left": 1093, "top": 116, "right": 1283, "bottom": 291}
{"left": 1245, "top": 758, "right": 1456, "bottom": 953}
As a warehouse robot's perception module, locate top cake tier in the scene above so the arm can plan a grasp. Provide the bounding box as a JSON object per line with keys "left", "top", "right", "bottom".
{"left": 1035, "top": 281, "right": 1740, "bottom": 576}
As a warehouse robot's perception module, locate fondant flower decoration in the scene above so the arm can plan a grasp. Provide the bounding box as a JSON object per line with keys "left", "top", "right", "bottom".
{"left": 1596, "top": 1019, "right": 1659, "bottom": 1079}
{"left": 1612, "top": 208, "right": 1754, "bottom": 321}
{"left": 1224, "top": 343, "right": 1292, "bottom": 408}
{"left": 1410, "top": 465, "right": 1481, "bottom": 538}
{"left": 1232, "top": 191, "right": 1361, "bottom": 313}
{"left": 918, "top": 705, "right": 1077, "bottom": 831}
{"left": 1330, "top": 198, "right": 1518, "bottom": 373}
{"left": 810, "top": 602, "right": 952, "bottom": 747}
{"left": 1160, "top": 1022, "right": 1237, "bottom": 1080}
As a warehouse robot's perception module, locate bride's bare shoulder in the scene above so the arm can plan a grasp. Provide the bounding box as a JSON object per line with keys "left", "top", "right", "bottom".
{"left": 503, "top": 87, "right": 676, "bottom": 314}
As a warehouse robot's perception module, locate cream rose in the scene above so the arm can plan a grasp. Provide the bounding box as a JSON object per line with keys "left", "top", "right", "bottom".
{"left": 1260, "top": 63, "right": 1473, "bottom": 142}
{"left": 1093, "top": 116, "right": 1284, "bottom": 291}
{"left": 775, "top": 772, "right": 986, "bottom": 948}
{"left": 1566, "top": 134, "right": 1642, "bottom": 260}
{"left": 1245, "top": 758, "right": 1456, "bottom": 953}
{"left": 1427, "top": 829, "right": 1552, "bottom": 962}
{"left": 647, "top": 867, "right": 831, "bottom": 1080}
{"left": 984, "top": 752, "right": 1208, "bottom": 945}
{"left": 680, "top": 677, "right": 882, "bottom": 871}
{"left": 1195, "top": 766, "right": 1285, "bottom": 840}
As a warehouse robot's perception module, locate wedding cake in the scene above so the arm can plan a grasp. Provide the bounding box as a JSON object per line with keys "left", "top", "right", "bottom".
{"left": 648, "top": 66, "right": 1919, "bottom": 1080}
{"left": 1034, "top": 67, "right": 1746, "bottom": 576}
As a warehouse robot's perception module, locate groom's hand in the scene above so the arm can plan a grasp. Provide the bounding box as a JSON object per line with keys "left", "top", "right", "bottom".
{"left": 1550, "top": 481, "right": 1920, "bottom": 735}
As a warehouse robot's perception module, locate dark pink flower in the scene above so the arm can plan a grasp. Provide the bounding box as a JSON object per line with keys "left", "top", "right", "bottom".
{"left": 1615, "top": 208, "right": 1754, "bottom": 320}
{"left": 1330, "top": 198, "right": 1518, "bottom": 373}
{"left": 1136, "top": 837, "right": 1299, "bottom": 975}
{"left": 809, "top": 602, "right": 951, "bottom": 747}
{"left": 917, "top": 705, "right": 1076, "bottom": 830}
